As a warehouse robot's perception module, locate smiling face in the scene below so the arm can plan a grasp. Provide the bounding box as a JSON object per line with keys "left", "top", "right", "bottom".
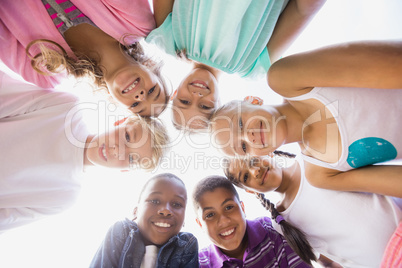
{"left": 106, "top": 63, "right": 168, "bottom": 117}
{"left": 172, "top": 67, "right": 220, "bottom": 130}
{"left": 226, "top": 156, "right": 283, "bottom": 193}
{"left": 211, "top": 101, "right": 287, "bottom": 156}
{"left": 135, "top": 177, "right": 187, "bottom": 246}
{"left": 86, "top": 119, "right": 153, "bottom": 170}
{"left": 196, "top": 187, "right": 247, "bottom": 257}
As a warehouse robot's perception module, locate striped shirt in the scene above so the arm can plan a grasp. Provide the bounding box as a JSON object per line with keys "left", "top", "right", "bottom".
{"left": 199, "top": 217, "right": 309, "bottom": 268}
{"left": 41, "top": 0, "right": 96, "bottom": 35}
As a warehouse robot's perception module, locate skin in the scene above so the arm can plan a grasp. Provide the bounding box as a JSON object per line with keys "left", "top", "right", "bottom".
{"left": 84, "top": 119, "right": 153, "bottom": 171}
{"left": 216, "top": 41, "right": 402, "bottom": 197}
{"left": 172, "top": 63, "right": 221, "bottom": 130}
{"left": 226, "top": 156, "right": 301, "bottom": 211}
{"left": 134, "top": 177, "right": 187, "bottom": 246}
{"left": 211, "top": 101, "right": 299, "bottom": 157}
{"left": 64, "top": 24, "right": 168, "bottom": 117}
{"left": 196, "top": 188, "right": 248, "bottom": 260}
{"left": 227, "top": 156, "right": 343, "bottom": 267}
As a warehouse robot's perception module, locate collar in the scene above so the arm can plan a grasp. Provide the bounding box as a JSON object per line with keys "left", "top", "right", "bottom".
{"left": 206, "top": 217, "right": 271, "bottom": 266}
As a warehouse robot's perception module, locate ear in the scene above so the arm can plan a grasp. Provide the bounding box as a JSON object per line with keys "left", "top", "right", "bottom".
{"left": 240, "top": 201, "right": 246, "bottom": 214}
{"left": 195, "top": 218, "right": 202, "bottom": 228}
{"left": 114, "top": 117, "right": 128, "bottom": 126}
{"left": 133, "top": 207, "right": 138, "bottom": 220}
{"left": 244, "top": 96, "right": 263, "bottom": 105}
{"left": 245, "top": 189, "right": 256, "bottom": 195}
{"left": 170, "top": 89, "right": 178, "bottom": 101}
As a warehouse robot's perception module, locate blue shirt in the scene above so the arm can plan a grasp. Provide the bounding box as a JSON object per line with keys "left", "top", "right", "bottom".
{"left": 146, "top": 0, "right": 287, "bottom": 78}
{"left": 198, "top": 217, "right": 309, "bottom": 268}
{"left": 90, "top": 218, "right": 199, "bottom": 268}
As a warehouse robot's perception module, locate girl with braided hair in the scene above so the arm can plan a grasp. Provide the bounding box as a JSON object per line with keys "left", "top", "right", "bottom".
{"left": 193, "top": 175, "right": 313, "bottom": 267}
{"left": 224, "top": 154, "right": 402, "bottom": 268}
{"left": 211, "top": 40, "right": 402, "bottom": 198}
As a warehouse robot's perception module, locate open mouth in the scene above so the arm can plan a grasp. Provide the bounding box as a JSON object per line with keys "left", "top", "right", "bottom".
{"left": 122, "top": 78, "right": 140, "bottom": 94}
{"left": 261, "top": 167, "right": 269, "bottom": 185}
{"left": 190, "top": 80, "right": 209, "bottom": 89}
{"left": 154, "top": 222, "right": 171, "bottom": 228}
{"left": 220, "top": 227, "right": 235, "bottom": 237}
{"left": 99, "top": 144, "right": 107, "bottom": 161}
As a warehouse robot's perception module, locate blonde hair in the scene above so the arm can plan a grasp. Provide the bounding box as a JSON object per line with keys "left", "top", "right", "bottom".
{"left": 26, "top": 38, "right": 170, "bottom": 114}
{"left": 125, "top": 115, "right": 170, "bottom": 171}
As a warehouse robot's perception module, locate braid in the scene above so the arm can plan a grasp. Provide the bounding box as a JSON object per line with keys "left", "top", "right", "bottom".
{"left": 255, "top": 193, "right": 316, "bottom": 265}
{"left": 273, "top": 150, "right": 296, "bottom": 158}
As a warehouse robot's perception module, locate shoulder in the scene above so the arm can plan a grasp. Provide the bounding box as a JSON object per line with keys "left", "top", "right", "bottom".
{"left": 176, "top": 232, "right": 199, "bottom": 250}
{"left": 107, "top": 218, "right": 137, "bottom": 238}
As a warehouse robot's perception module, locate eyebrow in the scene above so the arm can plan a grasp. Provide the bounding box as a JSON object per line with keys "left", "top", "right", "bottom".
{"left": 202, "top": 198, "right": 234, "bottom": 212}
{"left": 230, "top": 114, "right": 243, "bottom": 155}
{"left": 148, "top": 191, "right": 186, "bottom": 202}
{"left": 153, "top": 85, "right": 160, "bottom": 102}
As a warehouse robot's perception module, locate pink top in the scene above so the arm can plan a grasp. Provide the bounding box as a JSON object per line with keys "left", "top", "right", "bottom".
{"left": 0, "top": 0, "right": 156, "bottom": 88}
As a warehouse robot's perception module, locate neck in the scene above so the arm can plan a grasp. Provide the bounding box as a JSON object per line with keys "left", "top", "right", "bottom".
{"left": 83, "top": 135, "right": 95, "bottom": 168}
{"left": 274, "top": 102, "right": 304, "bottom": 145}
{"left": 193, "top": 62, "right": 222, "bottom": 80}
{"left": 221, "top": 231, "right": 249, "bottom": 260}
{"left": 274, "top": 161, "right": 301, "bottom": 211}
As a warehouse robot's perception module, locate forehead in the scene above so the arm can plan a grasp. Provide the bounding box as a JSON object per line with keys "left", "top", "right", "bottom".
{"left": 142, "top": 178, "right": 187, "bottom": 200}
{"left": 198, "top": 187, "right": 237, "bottom": 209}
{"left": 228, "top": 157, "right": 250, "bottom": 174}
{"left": 172, "top": 105, "right": 210, "bottom": 130}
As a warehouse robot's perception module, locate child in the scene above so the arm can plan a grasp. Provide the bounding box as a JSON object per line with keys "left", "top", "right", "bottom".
{"left": 147, "top": 0, "right": 326, "bottom": 129}
{"left": 210, "top": 40, "right": 402, "bottom": 197}
{"left": 193, "top": 175, "right": 314, "bottom": 267}
{"left": 0, "top": 70, "right": 169, "bottom": 232}
{"left": 224, "top": 154, "right": 402, "bottom": 267}
{"left": 0, "top": 0, "right": 169, "bottom": 117}
{"left": 90, "top": 173, "right": 199, "bottom": 268}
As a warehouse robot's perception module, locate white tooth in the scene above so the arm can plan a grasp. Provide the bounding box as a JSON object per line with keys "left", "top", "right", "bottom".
{"left": 221, "top": 228, "right": 234, "bottom": 236}
{"left": 192, "top": 83, "right": 207, "bottom": 88}
{"left": 154, "top": 222, "right": 171, "bottom": 228}
{"left": 102, "top": 148, "right": 107, "bottom": 160}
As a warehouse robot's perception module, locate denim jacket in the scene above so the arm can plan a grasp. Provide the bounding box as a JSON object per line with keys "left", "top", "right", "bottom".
{"left": 89, "top": 218, "right": 199, "bottom": 268}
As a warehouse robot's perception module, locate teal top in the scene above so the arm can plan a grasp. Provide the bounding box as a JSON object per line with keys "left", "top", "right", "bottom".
{"left": 146, "top": 0, "right": 288, "bottom": 78}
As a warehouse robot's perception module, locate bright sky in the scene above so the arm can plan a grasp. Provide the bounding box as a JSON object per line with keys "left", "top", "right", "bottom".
{"left": 1, "top": 0, "right": 402, "bottom": 267}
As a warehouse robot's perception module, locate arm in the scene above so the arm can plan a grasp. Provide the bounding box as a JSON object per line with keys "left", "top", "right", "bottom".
{"left": 304, "top": 161, "right": 402, "bottom": 198}
{"left": 152, "top": 0, "right": 174, "bottom": 27}
{"left": 268, "top": 40, "right": 402, "bottom": 97}
{"left": 180, "top": 235, "right": 199, "bottom": 268}
{"left": 0, "top": 208, "right": 52, "bottom": 233}
{"left": 267, "top": 0, "right": 326, "bottom": 63}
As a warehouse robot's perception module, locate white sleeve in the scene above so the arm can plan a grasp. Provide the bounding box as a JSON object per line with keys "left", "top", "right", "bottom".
{"left": 0, "top": 207, "right": 60, "bottom": 233}
{"left": 0, "top": 70, "right": 78, "bottom": 119}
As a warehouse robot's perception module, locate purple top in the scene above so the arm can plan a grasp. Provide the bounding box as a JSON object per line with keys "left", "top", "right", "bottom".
{"left": 198, "top": 216, "right": 310, "bottom": 268}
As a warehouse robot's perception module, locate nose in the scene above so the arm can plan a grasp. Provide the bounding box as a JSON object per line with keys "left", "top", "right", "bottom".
{"left": 192, "top": 91, "right": 204, "bottom": 97}
{"left": 158, "top": 206, "right": 172, "bottom": 217}
{"left": 217, "top": 213, "right": 231, "bottom": 227}
{"left": 134, "top": 90, "right": 145, "bottom": 101}
{"left": 249, "top": 166, "right": 260, "bottom": 178}
{"left": 246, "top": 130, "right": 256, "bottom": 144}
{"left": 190, "top": 86, "right": 209, "bottom": 97}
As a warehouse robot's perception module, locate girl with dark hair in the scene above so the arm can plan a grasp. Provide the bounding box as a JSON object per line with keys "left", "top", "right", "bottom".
{"left": 0, "top": 0, "right": 169, "bottom": 117}
{"left": 193, "top": 175, "right": 313, "bottom": 267}
{"left": 224, "top": 155, "right": 402, "bottom": 267}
